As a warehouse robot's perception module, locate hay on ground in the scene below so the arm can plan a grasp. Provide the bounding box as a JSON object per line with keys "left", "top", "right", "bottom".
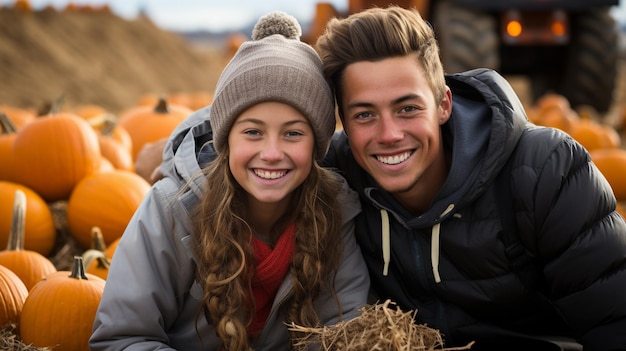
{"left": 289, "top": 300, "right": 474, "bottom": 351}
{"left": 0, "top": 324, "right": 52, "bottom": 351}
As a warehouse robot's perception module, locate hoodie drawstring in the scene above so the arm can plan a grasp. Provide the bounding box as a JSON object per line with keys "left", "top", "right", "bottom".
{"left": 432, "top": 204, "right": 455, "bottom": 284}
{"left": 380, "top": 204, "right": 455, "bottom": 282}
{"left": 431, "top": 223, "right": 442, "bottom": 283}
{"left": 381, "top": 209, "right": 390, "bottom": 276}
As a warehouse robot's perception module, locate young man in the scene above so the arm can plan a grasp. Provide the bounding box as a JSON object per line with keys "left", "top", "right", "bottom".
{"left": 317, "top": 6, "right": 626, "bottom": 351}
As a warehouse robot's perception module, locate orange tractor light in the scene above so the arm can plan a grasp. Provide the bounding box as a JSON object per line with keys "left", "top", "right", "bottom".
{"left": 501, "top": 9, "right": 569, "bottom": 45}
{"left": 506, "top": 20, "right": 523, "bottom": 37}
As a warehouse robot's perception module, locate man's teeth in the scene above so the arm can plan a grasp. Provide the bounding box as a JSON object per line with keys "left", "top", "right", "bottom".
{"left": 254, "top": 170, "right": 286, "bottom": 179}
{"left": 377, "top": 151, "right": 412, "bottom": 165}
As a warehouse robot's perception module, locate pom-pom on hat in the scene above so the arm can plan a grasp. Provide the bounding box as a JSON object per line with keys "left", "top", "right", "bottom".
{"left": 210, "top": 11, "right": 335, "bottom": 160}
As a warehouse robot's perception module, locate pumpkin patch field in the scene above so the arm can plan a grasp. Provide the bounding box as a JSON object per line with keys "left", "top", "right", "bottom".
{"left": 1, "top": 3, "right": 626, "bottom": 350}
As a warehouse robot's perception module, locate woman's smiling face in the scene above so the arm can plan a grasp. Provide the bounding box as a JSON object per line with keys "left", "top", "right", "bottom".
{"left": 228, "top": 101, "right": 314, "bottom": 208}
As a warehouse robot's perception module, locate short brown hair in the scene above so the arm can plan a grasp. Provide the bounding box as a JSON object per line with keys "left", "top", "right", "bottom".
{"left": 316, "top": 6, "right": 446, "bottom": 115}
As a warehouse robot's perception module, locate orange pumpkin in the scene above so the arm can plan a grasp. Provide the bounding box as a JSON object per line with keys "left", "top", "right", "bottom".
{"left": 0, "top": 112, "right": 18, "bottom": 182}
{"left": 84, "top": 113, "right": 133, "bottom": 154}
{"left": 590, "top": 148, "right": 626, "bottom": 201}
{"left": 83, "top": 227, "right": 112, "bottom": 280}
{"left": 188, "top": 90, "right": 214, "bottom": 110}
{"left": 73, "top": 104, "right": 107, "bottom": 121}
{"left": 0, "top": 189, "right": 57, "bottom": 290}
{"left": 226, "top": 32, "right": 247, "bottom": 56}
{"left": 67, "top": 170, "right": 150, "bottom": 248}
{"left": 20, "top": 256, "right": 106, "bottom": 351}
{"left": 10, "top": 112, "right": 102, "bottom": 202}
{"left": 99, "top": 118, "right": 133, "bottom": 154}
{"left": 0, "top": 264, "right": 28, "bottom": 328}
{"left": 98, "top": 131, "right": 134, "bottom": 171}
{"left": 0, "top": 181, "right": 56, "bottom": 255}
{"left": 0, "top": 105, "right": 36, "bottom": 130}
{"left": 118, "top": 97, "right": 191, "bottom": 160}
{"left": 13, "top": 0, "right": 32, "bottom": 12}
{"left": 568, "top": 118, "right": 620, "bottom": 152}
{"left": 536, "top": 107, "right": 579, "bottom": 133}
{"left": 617, "top": 202, "right": 626, "bottom": 219}
{"left": 536, "top": 93, "right": 571, "bottom": 116}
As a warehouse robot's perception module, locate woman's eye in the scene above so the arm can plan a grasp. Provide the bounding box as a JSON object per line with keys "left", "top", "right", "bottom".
{"left": 244, "top": 129, "right": 261, "bottom": 136}
{"left": 286, "top": 130, "right": 304, "bottom": 137}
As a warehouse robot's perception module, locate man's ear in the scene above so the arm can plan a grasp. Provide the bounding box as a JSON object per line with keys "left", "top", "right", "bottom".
{"left": 439, "top": 87, "right": 452, "bottom": 125}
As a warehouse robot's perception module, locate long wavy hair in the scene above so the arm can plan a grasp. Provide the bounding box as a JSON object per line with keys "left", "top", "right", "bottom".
{"left": 191, "top": 146, "right": 344, "bottom": 350}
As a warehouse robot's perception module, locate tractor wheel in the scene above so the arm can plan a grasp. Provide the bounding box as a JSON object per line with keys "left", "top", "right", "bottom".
{"left": 559, "top": 8, "right": 618, "bottom": 113}
{"left": 433, "top": 0, "right": 499, "bottom": 73}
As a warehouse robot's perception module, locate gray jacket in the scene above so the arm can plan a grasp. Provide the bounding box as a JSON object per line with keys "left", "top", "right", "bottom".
{"left": 89, "top": 106, "right": 370, "bottom": 350}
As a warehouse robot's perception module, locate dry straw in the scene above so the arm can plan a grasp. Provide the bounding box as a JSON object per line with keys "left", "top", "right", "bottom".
{"left": 0, "top": 324, "right": 51, "bottom": 351}
{"left": 289, "top": 300, "right": 474, "bottom": 351}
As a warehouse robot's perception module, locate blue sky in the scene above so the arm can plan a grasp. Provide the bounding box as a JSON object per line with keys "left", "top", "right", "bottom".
{"left": 4, "top": 0, "right": 625, "bottom": 32}
{"left": 5, "top": 0, "right": 348, "bottom": 32}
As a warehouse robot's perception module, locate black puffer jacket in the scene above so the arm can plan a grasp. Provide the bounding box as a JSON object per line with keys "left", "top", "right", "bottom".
{"left": 323, "top": 69, "right": 626, "bottom": 350}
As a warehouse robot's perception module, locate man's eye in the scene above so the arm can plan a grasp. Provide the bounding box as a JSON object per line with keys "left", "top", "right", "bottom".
{"left": 355, "top": 111, "right": 372, "bottom": 119}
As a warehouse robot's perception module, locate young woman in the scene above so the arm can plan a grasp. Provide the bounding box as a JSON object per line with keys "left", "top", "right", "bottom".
{"left": 90, "top": 11, "right": 369, "bottom": 351}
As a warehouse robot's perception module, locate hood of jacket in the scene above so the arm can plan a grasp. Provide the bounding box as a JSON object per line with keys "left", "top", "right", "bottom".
{"left": 159, "top": 105, "right": 215, "bottom": 205}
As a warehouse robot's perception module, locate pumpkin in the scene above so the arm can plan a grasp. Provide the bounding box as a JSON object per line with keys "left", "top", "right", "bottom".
{"left": 73, "top": 104, "right": 107, "bottom": 121}
{"left": 0, "top": 181, "right": 56, "bottom": 255}
{"left": 98, "top": 134, "right": 134, "bottom": 171}
{"left": 66, "top": 170, "right": 150, "bottom": 248}
{"left": 99, "top": 117, "right": 133, "bottom": 154}
{"left": 536, "top": 107, "right": 579, "bottom": 133}
{"left": 617, "top": 202, "right": 626, "bottom": 219}
{"left": 0, "top": 112, "right": 18, "bottom": 182}
{"left": 134, "top": 137, "right": 168, "bottom": 184}
{"left": 187, "top": 90, "right": 214, "bottom": 111}
{"left": 82, "top": 227, "right": 112, "bottom": 280}
{"left": 533, "top": 93, "right": 578, "bottom": 133}
{"left": 226, "top": 32, "right": 247, "bottom": 56}
{"left": 20, "top": 256, "right": 106, "bottom": 351}
{"left": 10, "top": 112, "right": 102, "bottom": 202}
{"left": 0, "top": 105, "right": 36, "bottom": 125}
{"left": 568, "top": 118, "right": 620, "bottom": 152}
{"left": 590, "top": 148, "right": 626, "bottom": 201}
{"left": 0, "top": 264, "right": 28, "bottom": 328}
{"left": 13, "top": 0, "right": 32, "bottom": 12}
{"left": 118, "top": 97, "right": 191, "bottom": 160}
{"left": 0, "top": 189, "right": 57, "bottom": 290}
{"left": 536, "top": 93, "right": 572, "bottom": 117}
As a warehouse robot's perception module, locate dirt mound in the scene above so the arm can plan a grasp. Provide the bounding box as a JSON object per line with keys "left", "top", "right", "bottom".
{"left": 0, "top": 7, "right": 228, "bottom": 114}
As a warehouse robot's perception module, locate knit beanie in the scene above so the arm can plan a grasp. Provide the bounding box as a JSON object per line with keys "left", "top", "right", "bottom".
{"left": 210, "top": 11, "right": 335, "bottom": 160}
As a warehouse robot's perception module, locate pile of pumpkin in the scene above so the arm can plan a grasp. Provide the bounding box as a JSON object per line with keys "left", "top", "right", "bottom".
{"left": 0, "top": 90, "right": 625, "bottom": 350}
{"left": 0, "top": 92, "right": 210, "bottom": 350}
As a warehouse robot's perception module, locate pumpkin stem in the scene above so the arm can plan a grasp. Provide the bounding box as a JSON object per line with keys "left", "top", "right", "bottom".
{"left": 90, "top": 227, "right": 107, "bottom": 251}
{"left": 88, "top": 227, "right": 111, "bottom": 269}
{"left": 69, "top": 256, "right": 89, "bottom": 280}
{"left": 6, "top": 189, "right": 26, "bottom": 251}
{"left": 82, "top": 249, "right": 111, "bottom": 270}
{"left": 99, "top": 116, "right": 118, "bottom": 136}
{"left": 0, "top": 111, "right": 18, "bottom": 134}
{"left": 154, "top": 97, "right": 169, "bottom": 114}
{"left": 49, "top": 94, "right": 65, "bottom": 115}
